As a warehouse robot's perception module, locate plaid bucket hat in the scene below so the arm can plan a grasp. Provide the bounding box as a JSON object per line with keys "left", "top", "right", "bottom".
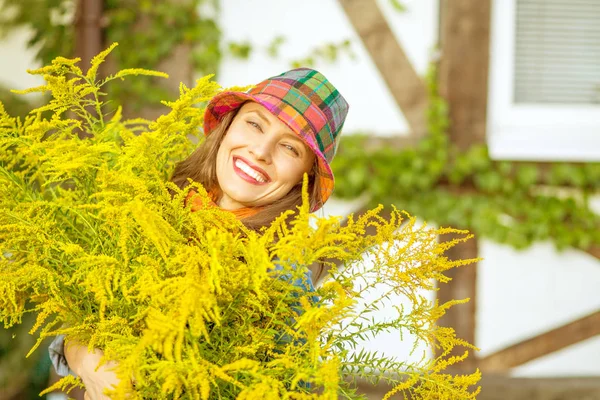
{"left": 203, "top": 68, "right": 349, "bottom": 212}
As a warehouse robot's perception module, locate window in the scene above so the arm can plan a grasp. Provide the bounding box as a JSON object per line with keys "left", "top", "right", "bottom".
{"left": 487, "top": 0, "right": 600, "bottom": 160}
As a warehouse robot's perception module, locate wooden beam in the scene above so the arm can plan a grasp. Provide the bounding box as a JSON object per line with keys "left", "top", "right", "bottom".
{"left": 479, "top": 310, "right": 600, "bottom": 372}
{"left": 476, "top": 376, "right": 600, "bottom": 400}
{"left": 435, "top": 0, "right": 491, "bottom": 368}
{"left": 73, "top": 0, "right": 104, "bottom": 139}
{"left": 354, "top": 376, "right": 600, "bottom": 399}
{"left": 338, "top": 0, "right": 429, "bottom": 138}
{"left": 584, "top": 245, "right": 600, "bottom": 261}
{"left": 436, "top": 232, "right": 478, "bottom": 369}
{"left": 74, "top": 0, "right": 104, "bottom": 73}
{"left": 438, "top": 0, "right": 492, "bottom": 151}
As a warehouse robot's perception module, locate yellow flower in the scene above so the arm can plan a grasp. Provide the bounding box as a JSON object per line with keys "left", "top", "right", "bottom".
{"left": 0, "top": 45, "right": 480, "bottom": 399}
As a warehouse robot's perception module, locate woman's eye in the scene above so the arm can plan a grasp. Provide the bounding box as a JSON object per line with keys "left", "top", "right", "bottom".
{"left": 247, "top": 121, "right": 262, "bottom": 131}
{"left": 283, "top": 144, "right": 300, "bottom": 156}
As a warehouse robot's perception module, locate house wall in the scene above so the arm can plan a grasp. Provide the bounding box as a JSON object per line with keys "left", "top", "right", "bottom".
{"left": 0, "top": 27, "right": 46, "bottom": 91}
{"left": 0, "top": 0, "right": 598, "bottom": 378}
{"left": 218, "top": 0, "right": 600, "bottom": 377}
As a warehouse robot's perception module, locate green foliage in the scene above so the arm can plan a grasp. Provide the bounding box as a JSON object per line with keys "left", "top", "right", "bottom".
{"left": 0, "top": 0, "right": 222, "bottom": 113}
{"left": 0, "top": 47, "right": 480, "bottom": 399}
{"left": 226, "top": 35, "right": 353, "bottom": 70}
{"left": 226, "top": 36, "right": 287, "bottom": 61}
{"left": 0, "top": 84, "right": 41, "bottom": 119}
{"left": 0, "top": 0, "right": 74, "bottom": 66}
{"left": 267, "top": 36, "right": 286, "bottom": 58}
{"left": 332, "top": 65, "right": 600, "bottom": 252}
{"left": 0, "top": 311, "right": 52, "bottom": 399}
{"left": 389, "top": 0, "right": 408, "bottom": 12}
{"left": 0, "top": 0, "right": 356, "bottom": 114}
{"left": 227, "top": 41, "right": 252, "bottom": 59}
{"left": 291, "top": 40, "right": 355, "bottom": 69}
{"left": 104, "top": 0, "right": 221, "bottom": 111}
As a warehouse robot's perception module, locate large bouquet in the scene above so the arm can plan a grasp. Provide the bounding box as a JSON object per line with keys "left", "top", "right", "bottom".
{"left": 0, "top": 44, "right": 480, "bottom": 399}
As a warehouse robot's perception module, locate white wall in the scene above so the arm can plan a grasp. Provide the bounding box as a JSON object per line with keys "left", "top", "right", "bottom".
{"left": 1, "top": 0, "right": 598, "bottom": 377}
{"left": 216, "top": 0, "right": 600, "bottom": 376}
{"left": 0, "top": 28, "right": 45, "bottom": 91}
{"left": 478, "top": 240, "right": 600, "bottom": 376}
{"left": 216, "top": 0, "right": 433, "bottom": 137}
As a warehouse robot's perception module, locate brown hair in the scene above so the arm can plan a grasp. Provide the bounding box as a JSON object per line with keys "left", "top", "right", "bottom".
{"left": 169, "top": 108, "right": 325, "bottom": 281}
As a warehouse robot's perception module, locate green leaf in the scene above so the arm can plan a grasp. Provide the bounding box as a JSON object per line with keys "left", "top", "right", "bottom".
{"left": 267, "top": 36, "right": 286, "bottom": 58}
{"left": 227, "top": 41, "right": 252, "bottom": 60}
{"left": 516, "top": 164, "right": 539, "bottom": 187}
{"left": 390, "top": 0, "right": 407, "bottom": 12}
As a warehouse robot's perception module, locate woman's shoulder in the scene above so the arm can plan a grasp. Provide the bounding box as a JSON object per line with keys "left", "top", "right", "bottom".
{"left": 270, "top": 261, "right": 317, "bottom": 296}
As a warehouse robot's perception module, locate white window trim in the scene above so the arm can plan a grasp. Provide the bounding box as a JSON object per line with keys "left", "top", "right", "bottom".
{"left": 487, "top": 0, "right": 600, "bottom": 161}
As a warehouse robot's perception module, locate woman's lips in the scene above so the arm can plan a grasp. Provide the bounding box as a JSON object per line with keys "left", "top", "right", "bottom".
{"left": 232, "top": 156, "right": 270, "bottom": 185}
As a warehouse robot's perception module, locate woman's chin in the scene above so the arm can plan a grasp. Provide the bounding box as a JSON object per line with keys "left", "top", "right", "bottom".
{"left": 221, "top": 193, "right": 262, "bottom": 208}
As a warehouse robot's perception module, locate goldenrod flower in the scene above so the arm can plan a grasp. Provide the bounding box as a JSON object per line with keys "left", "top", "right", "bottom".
{"left": 0, "top": 44, "right": 480, "bottom": 399}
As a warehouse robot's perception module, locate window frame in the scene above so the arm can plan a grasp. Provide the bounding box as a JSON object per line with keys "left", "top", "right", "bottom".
{"left": 487, "top": 0, "right": 600, "bottom": 161}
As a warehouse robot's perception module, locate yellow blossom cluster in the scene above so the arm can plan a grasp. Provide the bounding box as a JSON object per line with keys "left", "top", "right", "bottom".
{"left": 0, "top": 44, "right": 480, "bottom": 399}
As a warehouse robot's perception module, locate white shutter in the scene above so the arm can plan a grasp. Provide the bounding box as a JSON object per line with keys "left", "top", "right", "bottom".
{"left": 514, "top": 0, "right": 600, "bottom": 104}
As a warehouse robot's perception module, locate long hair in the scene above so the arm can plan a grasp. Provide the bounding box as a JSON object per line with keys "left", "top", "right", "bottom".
{"left": 169, "top": 108, "right": 325, "bottom": 281}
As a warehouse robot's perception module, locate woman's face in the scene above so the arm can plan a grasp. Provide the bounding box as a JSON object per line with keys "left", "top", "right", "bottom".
{"left": 215, "top": 102, "right": 316, "bottom": 210}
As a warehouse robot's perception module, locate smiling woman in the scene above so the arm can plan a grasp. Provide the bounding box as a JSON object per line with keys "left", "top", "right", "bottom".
{"left": 171, "top": 68, "right": 349, "bottom": 230}
{"left": 49, "top": 67, "right": 349, "bottom": 399}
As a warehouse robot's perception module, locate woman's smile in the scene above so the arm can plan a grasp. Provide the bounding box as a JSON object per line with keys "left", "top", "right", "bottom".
{"left": 232, "top": 156, "right": 270, "bottom": 185}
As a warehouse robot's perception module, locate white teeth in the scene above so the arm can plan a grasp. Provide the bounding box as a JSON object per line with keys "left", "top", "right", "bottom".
{"left": 235, "top": 159, "right": 267, "bottom": 183}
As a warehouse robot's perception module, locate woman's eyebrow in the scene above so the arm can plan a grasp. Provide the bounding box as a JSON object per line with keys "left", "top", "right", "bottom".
{"left": 282, "top": 133, "right": 309, "bottom": 151}
{"left": 248, "top": 109, "right": 307, "bottom": 150}
{"left": 248, "top": 110, "right": 271, "bottom": 125}
{"left": 282, "top": 132, "right": 303, "bottom": 143}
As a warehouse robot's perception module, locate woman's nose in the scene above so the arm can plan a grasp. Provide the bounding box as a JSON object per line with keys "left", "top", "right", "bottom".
{"left": 249, "top": 139, "right": 274, "bottom": 163}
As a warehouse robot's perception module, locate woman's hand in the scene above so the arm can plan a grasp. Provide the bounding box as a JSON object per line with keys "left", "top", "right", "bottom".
{"left": 64, "top": 340, "right": 121, "bottom": 400}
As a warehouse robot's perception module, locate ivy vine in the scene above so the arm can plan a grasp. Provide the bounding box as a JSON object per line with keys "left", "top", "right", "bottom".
{"left": 332, "top": 65, "right": 600, "bottom": 252}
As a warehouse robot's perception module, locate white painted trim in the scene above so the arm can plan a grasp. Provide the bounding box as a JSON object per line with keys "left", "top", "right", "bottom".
{"left": 487, "top": 0, "right": 600, "bottom": 161}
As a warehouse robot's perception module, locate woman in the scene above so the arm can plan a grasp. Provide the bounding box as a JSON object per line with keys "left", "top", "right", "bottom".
{"left": 49, "top": 67, "right": 349, "bottom": 399}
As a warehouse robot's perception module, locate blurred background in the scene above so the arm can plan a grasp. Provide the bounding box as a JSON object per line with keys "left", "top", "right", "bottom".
{"left": 0, "top": 0, "right": 599, "bottom": 399}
